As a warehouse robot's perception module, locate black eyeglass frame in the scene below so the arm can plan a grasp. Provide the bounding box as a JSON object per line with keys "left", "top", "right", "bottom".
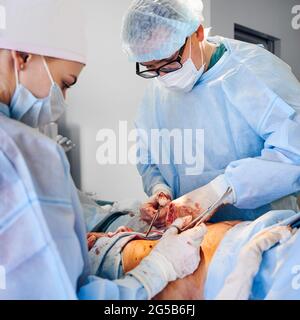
{"left": 136, "top": 39, "right": 188, "bottom": 79}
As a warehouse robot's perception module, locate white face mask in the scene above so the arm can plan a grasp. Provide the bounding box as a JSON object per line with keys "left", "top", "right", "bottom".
{"left": 158, "top": 37, "right": 206, "bottom": 93}
{"left": 10, "top": 57, "right": 67, "bottom": 128}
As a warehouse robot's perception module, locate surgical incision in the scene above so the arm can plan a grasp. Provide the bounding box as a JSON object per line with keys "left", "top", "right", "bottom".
{"left": 160, "top": 198, "right": 204, "bottom": 227}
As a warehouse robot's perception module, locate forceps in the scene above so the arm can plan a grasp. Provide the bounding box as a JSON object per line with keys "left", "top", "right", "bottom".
{"left": 145, "top": 187, "right": 233, "bottom": 237}
{"left": 180, "top": 187, "right": 233, "bottom": 232}
{"left": 145, "top": 210, "right": 161, "bottom": 238}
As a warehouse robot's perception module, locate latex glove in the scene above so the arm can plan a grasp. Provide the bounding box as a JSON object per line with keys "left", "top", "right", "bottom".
{"left": 216, "top": 226, "right": 293, "bottom": 300}
{"left": 56, "top": 135, "right": 76, "bottom": 153}
{"left": 161, "top": 175, "right": 234, "bottom": 226}
{"left": 128, "top": 216, "right": 207, "bottom": 299}
{"left": 140, "top": 185, "right": 172, "bottom": 228}
{"left": 40, "top": 123, "right": 75, "bottom": 153}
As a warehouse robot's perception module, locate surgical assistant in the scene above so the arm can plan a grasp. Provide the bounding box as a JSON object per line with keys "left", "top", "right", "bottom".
{"left": 0, "top": 0, "right": 203, "bottom": 300}
{"left": 121, "top": 0, "right": 300, "bottom": 223}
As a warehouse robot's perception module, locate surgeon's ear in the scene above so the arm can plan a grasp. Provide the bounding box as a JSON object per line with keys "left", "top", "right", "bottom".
{"left": 195, "top": 25, "right": 205, "bottom": 42}
{"left": 11, "top": 51, "right": 32, "bottom": 71}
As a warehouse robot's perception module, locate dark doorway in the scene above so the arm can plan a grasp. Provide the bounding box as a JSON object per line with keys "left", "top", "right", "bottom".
{"left": 234, "top": 24, "right": 281, "bottom": 57}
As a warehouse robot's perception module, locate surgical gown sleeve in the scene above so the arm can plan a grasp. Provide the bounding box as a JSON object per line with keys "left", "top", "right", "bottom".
{"left": 65, "top": 155, "right": 149, "bottom": 300}
{"left": 0, "top": 119, "right": 149, "bottom": 300}
{"left": 222, "top": 63, "right": 300, "bottom": 209}
{"left": 78, "top": 276, "right": 148, "bottom": 300}
{"left": 0, "top": 147, "right": 77, "bottom": 299}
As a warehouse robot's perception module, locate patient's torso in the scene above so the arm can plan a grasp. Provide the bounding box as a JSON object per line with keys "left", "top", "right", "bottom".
{"left": 122, "top": 221, "right": 240, "bottom": 300}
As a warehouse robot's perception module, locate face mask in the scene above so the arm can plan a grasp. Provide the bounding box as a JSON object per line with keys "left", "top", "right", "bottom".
{"left": 158, "top": 38, "right": 206, "bottom": 93}
{"left": 10, "top": 57, "right": 67, "bottom": 128}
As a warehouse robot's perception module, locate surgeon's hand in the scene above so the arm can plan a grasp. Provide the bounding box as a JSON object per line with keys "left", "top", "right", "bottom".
{"left": 161, "top": 198, "right": 202, "bottom": 227}
{"left": 140, "top": 191, "right": 172, "bottom": 228}
{"left": 162, "top": 175, "right": 234, "bottom": 226}
{"left": 127, "top": 216, "right": 207, "bottom": 299}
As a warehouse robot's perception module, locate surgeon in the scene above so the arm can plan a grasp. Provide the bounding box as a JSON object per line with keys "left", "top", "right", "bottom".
{"left": 0, "top": 0, "right": 204, "bottom": 300}
{"left": 121, "top": 0, "right": 300, "bottom": 226}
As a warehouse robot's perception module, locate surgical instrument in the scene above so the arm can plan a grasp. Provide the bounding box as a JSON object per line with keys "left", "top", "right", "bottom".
{"left": 145, "top": 187, "right": 233, "bottom": 237}
{"left": 145, "top": 209, "right": 161, "bottom": 238}
{"left": 179, "top": 187, "right": 233, "bottom": 232}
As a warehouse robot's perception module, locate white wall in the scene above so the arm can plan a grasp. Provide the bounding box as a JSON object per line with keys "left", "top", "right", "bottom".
{"left": 61, "top": 0, "right": 147, "bottom": 201}
{"left": 61, "top": 0, "right": 299, "bottom": 202}
{"left": 210, "top": 0, "right": 300, "bottom": 79}
{"left": 202, "top": 0, "right": 211, "bottom": 27}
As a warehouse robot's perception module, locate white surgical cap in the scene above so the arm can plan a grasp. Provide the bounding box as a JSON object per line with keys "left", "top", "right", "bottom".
{"left": 121, "top": 0, "right": 204, "bottom": 63}
{"left": 0, "top": 0, "right": 87, "bottom": 64}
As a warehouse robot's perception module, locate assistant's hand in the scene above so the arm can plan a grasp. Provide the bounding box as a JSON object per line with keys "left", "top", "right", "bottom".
{"left": 155, "top": 216, "right": 207, "bottom": 279}
{"left": 127, "top": 216, "right": 207, "bottom": 299}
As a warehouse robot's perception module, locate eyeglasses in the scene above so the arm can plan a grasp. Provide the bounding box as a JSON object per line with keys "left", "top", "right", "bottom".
{"left": 136, "top": 39, "right": 187, "bottom": 79}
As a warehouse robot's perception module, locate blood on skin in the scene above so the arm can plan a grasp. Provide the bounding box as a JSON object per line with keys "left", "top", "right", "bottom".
{"left": 166, "top": 203, "right": 176, "bottom": 226}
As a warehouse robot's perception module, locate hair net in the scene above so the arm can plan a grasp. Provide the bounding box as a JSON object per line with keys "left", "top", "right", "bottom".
{"left": 121, "top": 0, "right": 204, "bottom": 63}
{"left": 0, "top": 0, "right": 87, "bottom": 64}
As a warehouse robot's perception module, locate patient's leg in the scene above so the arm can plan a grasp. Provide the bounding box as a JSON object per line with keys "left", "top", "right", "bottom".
{"left": 122, "top": 221, "right": 240, "bottom": 300}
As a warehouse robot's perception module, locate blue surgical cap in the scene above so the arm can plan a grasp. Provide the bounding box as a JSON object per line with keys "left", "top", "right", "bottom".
{"left": 121, "top": 0, "right": 204, "bottom": 63}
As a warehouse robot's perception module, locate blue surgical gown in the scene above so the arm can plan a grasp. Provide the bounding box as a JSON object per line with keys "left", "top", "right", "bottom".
{"left": 0, "top": 103, "right": 147, "bottom": 300}
{"left": 205, "top": 210, "right": 300, "bottom": 300}
{"left": 136, "top": 36, "right": 300, "bottom": 221}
